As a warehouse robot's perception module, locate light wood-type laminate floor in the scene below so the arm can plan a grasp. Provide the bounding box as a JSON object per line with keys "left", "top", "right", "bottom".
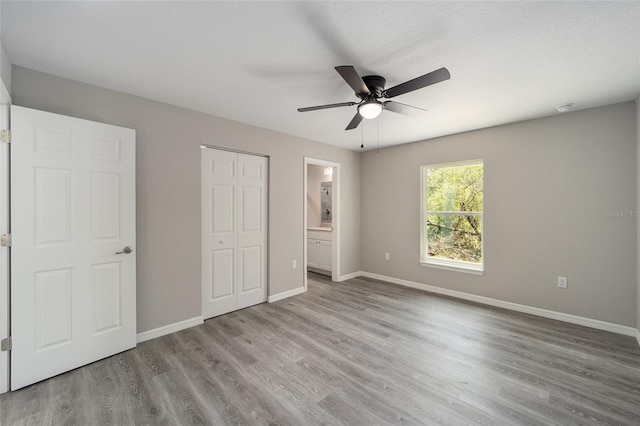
{"left": 2, "top": 273, "right": 640, "bottom": 425}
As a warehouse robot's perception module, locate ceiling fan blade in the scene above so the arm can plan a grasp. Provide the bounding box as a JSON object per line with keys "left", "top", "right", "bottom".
{"left": 298, "top": 101, "right": 357, "bottom": 112}
{"left": 335, "top": 66, "right": 371, "bottom": 96}
{"left": 345, "top": 112, "right": 363, "bottom": 130}
{"left": 383, "top": 101, "right": 428, "bottom": 117}
{"left": 382, "top": 67, "right": 450, "bottom": 98}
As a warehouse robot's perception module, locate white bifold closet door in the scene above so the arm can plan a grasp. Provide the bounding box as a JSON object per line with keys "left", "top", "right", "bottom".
{"left": 202, "top": 148, "right": 267, "bottom": 319}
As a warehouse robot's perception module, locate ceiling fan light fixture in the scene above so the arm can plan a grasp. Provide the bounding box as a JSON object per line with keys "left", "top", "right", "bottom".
{"left": 358, "top": 100, "right": 383, "bottom": 119}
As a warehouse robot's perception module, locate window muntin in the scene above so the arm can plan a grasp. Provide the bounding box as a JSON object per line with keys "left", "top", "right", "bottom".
{"left": 421, "top": 160, "right": 483, "bottom": 272}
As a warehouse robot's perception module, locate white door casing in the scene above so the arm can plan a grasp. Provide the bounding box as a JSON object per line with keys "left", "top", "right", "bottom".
{"left": 11, "top": 106, "right": 136, "bottom": 390}
{"left": 202, "top": 147, "right": 267, "bottom": 319}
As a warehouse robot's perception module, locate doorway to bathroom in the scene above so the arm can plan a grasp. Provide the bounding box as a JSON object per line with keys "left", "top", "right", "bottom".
{"left": 303, "top": 158, "right": 340, "bottom": 291}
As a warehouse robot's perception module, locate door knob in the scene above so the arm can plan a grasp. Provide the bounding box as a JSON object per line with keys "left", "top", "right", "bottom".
{"left": 115, "top": 246, "right": 133, "bottom": 255}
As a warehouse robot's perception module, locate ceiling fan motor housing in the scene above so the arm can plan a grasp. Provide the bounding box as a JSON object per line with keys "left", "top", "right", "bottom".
{"left": 360, "top": 75, "right": 386, "bottom": 99}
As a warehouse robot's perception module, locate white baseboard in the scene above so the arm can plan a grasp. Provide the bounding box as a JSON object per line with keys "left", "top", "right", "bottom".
{"left": 636, "top": 328, "right": 640, "bottom": 346}
{"left": 136, "top": 316, "right": 204, "bottom": 344}
{"left": 268, "top": 286, "right": 305, "bottom": 303}
{"left": 357, "top": 271, "right": 637, "bottom": 337}
{"left": 338, "top": 271, "right": 363, "bottom": 282}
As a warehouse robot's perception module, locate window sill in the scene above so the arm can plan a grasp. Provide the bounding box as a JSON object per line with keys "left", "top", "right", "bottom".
{"left": 420, "top": 259, "right": 484, "bottom": 275}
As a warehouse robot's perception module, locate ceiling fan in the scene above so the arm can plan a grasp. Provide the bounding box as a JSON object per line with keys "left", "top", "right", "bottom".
{"left": 298, "top": 65, "right": 450, "bottom": 130}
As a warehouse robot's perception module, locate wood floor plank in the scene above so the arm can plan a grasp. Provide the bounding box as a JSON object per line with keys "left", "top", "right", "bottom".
{"left": 2, "top": 272, "right": 640, "bottom": 425}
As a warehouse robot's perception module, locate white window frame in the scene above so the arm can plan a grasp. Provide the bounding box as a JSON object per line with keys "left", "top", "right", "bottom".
{"left": 420, "top": 159, "right": 484, "bottom": 274}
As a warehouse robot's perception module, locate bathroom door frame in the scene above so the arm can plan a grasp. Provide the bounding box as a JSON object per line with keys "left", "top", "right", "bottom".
{"left": 303, "top": 157, "right": 340, "bottom": 290}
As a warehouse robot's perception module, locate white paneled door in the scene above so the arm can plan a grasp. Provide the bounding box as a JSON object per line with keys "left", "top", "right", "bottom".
{"left": 10, "top": 106, "right": 136, "bottom": 390}
{"left": 202, "top": 148, "right": 267, "bottom": 319}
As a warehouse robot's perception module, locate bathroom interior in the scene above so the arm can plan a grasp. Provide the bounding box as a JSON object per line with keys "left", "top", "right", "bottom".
{"left": 306, "top": 164, "right": 333, "bottom": 276}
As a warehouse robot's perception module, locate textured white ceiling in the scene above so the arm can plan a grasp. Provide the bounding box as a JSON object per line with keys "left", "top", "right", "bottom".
{"left": 2, "top": 1, "right": 639, "bottom": 151}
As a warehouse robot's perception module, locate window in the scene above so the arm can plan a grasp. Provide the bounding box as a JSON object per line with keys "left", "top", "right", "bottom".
{"left": 420, "top": 160, "right": 483, "bottom": 273}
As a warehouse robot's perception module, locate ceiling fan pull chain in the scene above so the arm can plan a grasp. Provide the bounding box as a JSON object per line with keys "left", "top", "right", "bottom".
{"left": 376, "top": 117, "right": 379, "bottom": 154}
{"left": 361, "top": 123, "right": 364, "bottom": 149}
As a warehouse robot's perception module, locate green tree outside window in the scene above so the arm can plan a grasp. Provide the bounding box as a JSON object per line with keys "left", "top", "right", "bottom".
{"left": 423, "top": 162, "right": 483, "bottom": 266}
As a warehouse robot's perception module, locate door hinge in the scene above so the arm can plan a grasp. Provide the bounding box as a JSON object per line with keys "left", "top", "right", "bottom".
{"left": 0, "top": 337, "right": 11, "bottom": 351}
{"left": 0, "top": 130, "right": 10, "bottom": 144}
{"left": 0, "top": 233, "right": 11, "bottom": 247}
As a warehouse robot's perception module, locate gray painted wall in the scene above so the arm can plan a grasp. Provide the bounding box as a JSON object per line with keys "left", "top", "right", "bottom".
{"left": 307, "top": 164, "right": 323, "bottom": 228}
{"left": 0, "top": 42, "right": 10, "bottom": 94}
{"left": 11, "top": 66, "right": 361, "bottom": 333}
{"left": 361, "top": 102, "right": 637, "bottom": 327}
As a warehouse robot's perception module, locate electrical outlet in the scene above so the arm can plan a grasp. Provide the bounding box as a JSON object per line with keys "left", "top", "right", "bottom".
{"left": 385, "top": 252, "right": 390, "bottom": 261}
{"left": 292, "top": 260, "right": 297, "bottom": 269}
{"left": 557, "top": 276, "right": 568, "bottom": 289}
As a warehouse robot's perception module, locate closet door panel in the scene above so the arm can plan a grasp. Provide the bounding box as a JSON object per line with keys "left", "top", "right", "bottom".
{"left": 237, "top": 154, "right": 268, "bottom": 309}
{"left": 202, "top": 149, "right": 238, "bottom": 319}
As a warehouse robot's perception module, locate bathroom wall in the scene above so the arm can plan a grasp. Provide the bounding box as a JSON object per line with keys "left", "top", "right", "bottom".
{"left": 307, "top": 164, "right": 332, "bottom": 228}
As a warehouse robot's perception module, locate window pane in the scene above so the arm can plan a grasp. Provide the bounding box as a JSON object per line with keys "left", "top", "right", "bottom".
{"left": 427, "top": 164, "right": 483, "bottom": 212}
{"left": 426, "top": 214, "right": 482, "bottom": 263}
